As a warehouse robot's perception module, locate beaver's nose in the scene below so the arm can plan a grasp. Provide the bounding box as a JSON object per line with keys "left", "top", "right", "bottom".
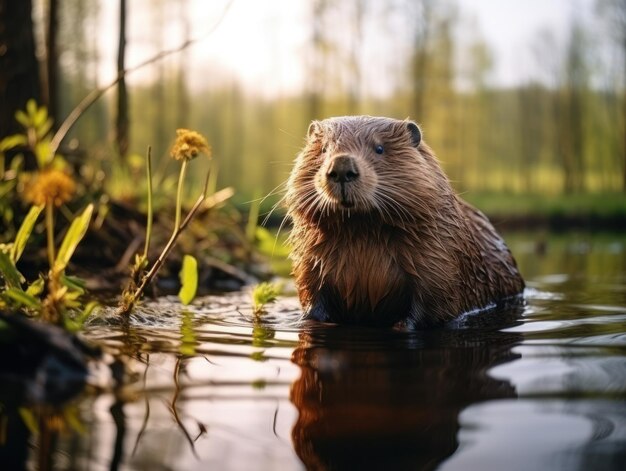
{"left": 326, "top": 156, "right": 359, "bottom": 183}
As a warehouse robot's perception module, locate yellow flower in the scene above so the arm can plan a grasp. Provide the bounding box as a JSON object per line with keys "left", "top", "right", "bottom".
{"left": 170, "top": 128, "right": 211, "bottom": 161}
{"left": 24, "top": 169, "right": 76, "bottom": 207}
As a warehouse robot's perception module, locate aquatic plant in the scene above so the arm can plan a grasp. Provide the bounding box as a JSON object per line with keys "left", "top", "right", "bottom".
{"left": 251, "top": 282, "right": 282, "bottom": 314}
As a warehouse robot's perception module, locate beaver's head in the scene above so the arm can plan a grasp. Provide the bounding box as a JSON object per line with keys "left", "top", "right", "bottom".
{"left": 286, "top": 116, "right": 442, "bottom": 226}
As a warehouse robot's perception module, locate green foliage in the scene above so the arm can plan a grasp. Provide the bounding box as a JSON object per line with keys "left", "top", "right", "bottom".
{"left": 54, "top": 204, "right": 94, "bottom": 273}
{"left": 0, "top": 102, "right": 97, "bottom": 326}
{"left": 3, "top": 288, "right": 41, "bottom": 309}
{"left": 64, "top": 301, "right": 99, "bottom": 333}
{"left": 178, "top": 255, "right": 198, "bottom": 305}
{"left": 0, "top": 251, "right": 24, "bottom": 289}
{"left": 251, "top": 282, "right": 282, "bottom": 314}
{"left": 10, "top": 205, "right": 44, "bottom": 263}
{"left": 465, "top": 192, "right": 626, "bottom": 219}
{"left": 0, "top": 134, "right": 27, "bottom": 151}
{"left": 8, "top": 99, "right": 55, "bottom": 168}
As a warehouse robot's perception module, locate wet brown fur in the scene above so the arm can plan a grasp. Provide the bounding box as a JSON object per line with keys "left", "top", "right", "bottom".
{"left": 286, "top": 116, "right": 524, "bottom": 327}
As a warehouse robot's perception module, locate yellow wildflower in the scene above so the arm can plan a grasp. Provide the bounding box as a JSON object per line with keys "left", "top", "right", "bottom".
{"left": 170, "top": 128, "right": 211, "bottom": 161}
{"left": 24, "top": 169, "right": 76, "bottom": 207}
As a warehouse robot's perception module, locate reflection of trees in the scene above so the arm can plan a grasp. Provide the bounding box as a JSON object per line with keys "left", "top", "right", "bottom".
{"left": 512, "top": 234, "right": 626, "bottom": 308}
{"left": 289, "top": 312, "right": 522, "bottom": 469}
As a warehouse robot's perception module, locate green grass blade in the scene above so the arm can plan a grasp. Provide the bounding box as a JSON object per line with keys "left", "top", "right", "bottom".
{"left": 0, "top": 251, "right": 23, "bottom": 288}
{"left": 4, "top": 287, "right": 41, "bottom": 309}
{"left": 11, "top": 204, "right": 44, "bottom": 263}
{"left": 54, "top": 204, "right": 94, "bottom": 272}
{"left": 0, "top": 134, "right": 27, "bottom": 151}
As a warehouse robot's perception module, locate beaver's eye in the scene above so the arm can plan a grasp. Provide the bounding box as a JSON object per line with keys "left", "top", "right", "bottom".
{"left": 374, "top": 144, "right": 384, "bottom": 155}
{"left": 321, "top": 145, "right": 328, "bottom": 154}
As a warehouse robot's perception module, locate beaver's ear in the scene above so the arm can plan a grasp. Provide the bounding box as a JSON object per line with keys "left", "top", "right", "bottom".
{"left": 406, "top": 121, "right": 421, "bottom": 147}
{"left": 307, "top": 121, "right": 322, "bottom": 139}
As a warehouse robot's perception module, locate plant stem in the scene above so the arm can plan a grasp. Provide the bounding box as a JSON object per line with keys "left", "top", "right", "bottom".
{"left": 174, "top": 159, "right": 188, "bottom": 232}
{"left": 143, "top": 146, "right": 153, "bottom": 259}
{"left": 45, "top": 204, "right": 55, "bottom": 267}
{"left": 117, "top": 169, "right": 211, "bottom": 316}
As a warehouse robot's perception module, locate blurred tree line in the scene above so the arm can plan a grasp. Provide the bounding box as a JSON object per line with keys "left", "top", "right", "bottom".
{"left": 1, "top": 0, "right": 625, "bottom": 210}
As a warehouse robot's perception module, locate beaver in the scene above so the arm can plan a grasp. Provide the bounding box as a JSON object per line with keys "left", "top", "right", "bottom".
{"left": 285, "top": 116, "right": 524, "bottom": 328}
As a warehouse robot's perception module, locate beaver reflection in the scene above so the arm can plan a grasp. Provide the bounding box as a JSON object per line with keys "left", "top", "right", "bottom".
{"left": 290, "top": 309, "right": 522, "bottom": 470}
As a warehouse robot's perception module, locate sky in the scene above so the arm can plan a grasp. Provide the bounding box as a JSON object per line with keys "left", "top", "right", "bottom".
{"left": 95, "top": 0, "right": 597, "bottom": 95}
{"left": 457, "top": 0, "right": 595, "bottom": 86}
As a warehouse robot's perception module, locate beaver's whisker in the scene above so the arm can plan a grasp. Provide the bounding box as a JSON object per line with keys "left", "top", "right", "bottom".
{"left": 375, "top": 188, "right": 412, "bottom": 224}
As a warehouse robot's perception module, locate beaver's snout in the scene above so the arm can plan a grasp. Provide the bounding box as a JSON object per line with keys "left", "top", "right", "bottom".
{"left": 326, "top": 155, "right": 359, "bottom": 183}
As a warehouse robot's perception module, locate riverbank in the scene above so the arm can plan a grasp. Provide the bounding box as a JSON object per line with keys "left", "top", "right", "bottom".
{"left": 463, "top": 192, "right": 626, "bottom": 231}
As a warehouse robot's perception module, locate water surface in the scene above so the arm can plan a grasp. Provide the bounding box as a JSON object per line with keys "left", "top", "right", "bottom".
{"left": 2, "top": 232, "right": 625, "bottom": 470}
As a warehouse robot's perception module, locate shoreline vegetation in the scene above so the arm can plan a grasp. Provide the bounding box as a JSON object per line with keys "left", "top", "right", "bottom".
{"left": 464, "top": 192, "right": 626, "bottom": 230}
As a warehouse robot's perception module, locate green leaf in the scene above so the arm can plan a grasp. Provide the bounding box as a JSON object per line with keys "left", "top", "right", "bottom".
{"left": 34, "top": 106, "right": 48, "bottom": 128}
{"left": 0, "top": 134, "right": 27, "bottom": 151}
{"left": 0, "top": 251, "right": 23, "bottom": 288}
{"left": 26, "top": 275, "right": 45, "bottom": 297}
{"left": 64, "top": 301, "right": 98, "bottom": 333}
{"left": 36, "top": 118, "right": 53, "bottom": 140}
{"left": 4, "top": 287, "right": 40, "bottom": 309}
{"left": 178, "top": 255, "right": 198, "bottom": 305}
{"left": 15, "top": 110, "right": 29, "bottom": 128}
{"left": 26, "top": 99, "right": 37, "bottom": 118}
{"left": 10, "top": 204, "right": 43, "bottom": 263}
{"left": 54, "top": 204, "right": 93, "bottom": 272}
{"left": 10, "top": 154, "right": 23, "bottom": 172}
{"left": 60, "top": 274, "right": 86, "bottom": 294}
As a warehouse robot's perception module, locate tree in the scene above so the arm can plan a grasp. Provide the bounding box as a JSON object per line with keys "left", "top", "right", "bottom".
{"left": 46, "top": 0, "right": 60, "bottom": 128}
{"left": 0, "top": 0, "right": 41, "bottom": 139}
{"left": 306, "top": 0, "right": 331, "bottom": 120}
{"left": 558, "top": 20, "right": 589, "bottom": 193}
{"left": 597, "top": 0, "right": 626, "bottom": 191}
{"left": 115, "top": 0, "right": 129, "bottom": 160}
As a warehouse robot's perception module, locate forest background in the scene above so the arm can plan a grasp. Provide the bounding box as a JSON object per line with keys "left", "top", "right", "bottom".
{"left": 2, "top": 0, "right": 625, "bottom": 222}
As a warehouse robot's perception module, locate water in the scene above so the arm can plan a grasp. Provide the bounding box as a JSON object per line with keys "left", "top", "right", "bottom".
{"left": 1, "top": 232, "right": 625, "bottom": 470}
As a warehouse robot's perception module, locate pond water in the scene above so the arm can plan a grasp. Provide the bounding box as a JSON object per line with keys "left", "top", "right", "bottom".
{"left": 2, "top": 231, "right": 626, "bottom": 470}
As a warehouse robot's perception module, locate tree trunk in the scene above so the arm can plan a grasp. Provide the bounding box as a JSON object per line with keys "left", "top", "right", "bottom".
{"left": 623, "top": 92, "right": 626, "bottom": 192}
{"left": 623, "top": 36, "right": 626, "bottom": 192}
{"left": 115, "top": 0, "right": 129, "bottom": 160}
{"left": 45, "top": 0, "right": 59, "bottom": 128}
{"left": 0, "top": 0, "right": 41, "bottom": 139}
{"left": 177, "top": 0, "right": 190, "bottom": 127}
